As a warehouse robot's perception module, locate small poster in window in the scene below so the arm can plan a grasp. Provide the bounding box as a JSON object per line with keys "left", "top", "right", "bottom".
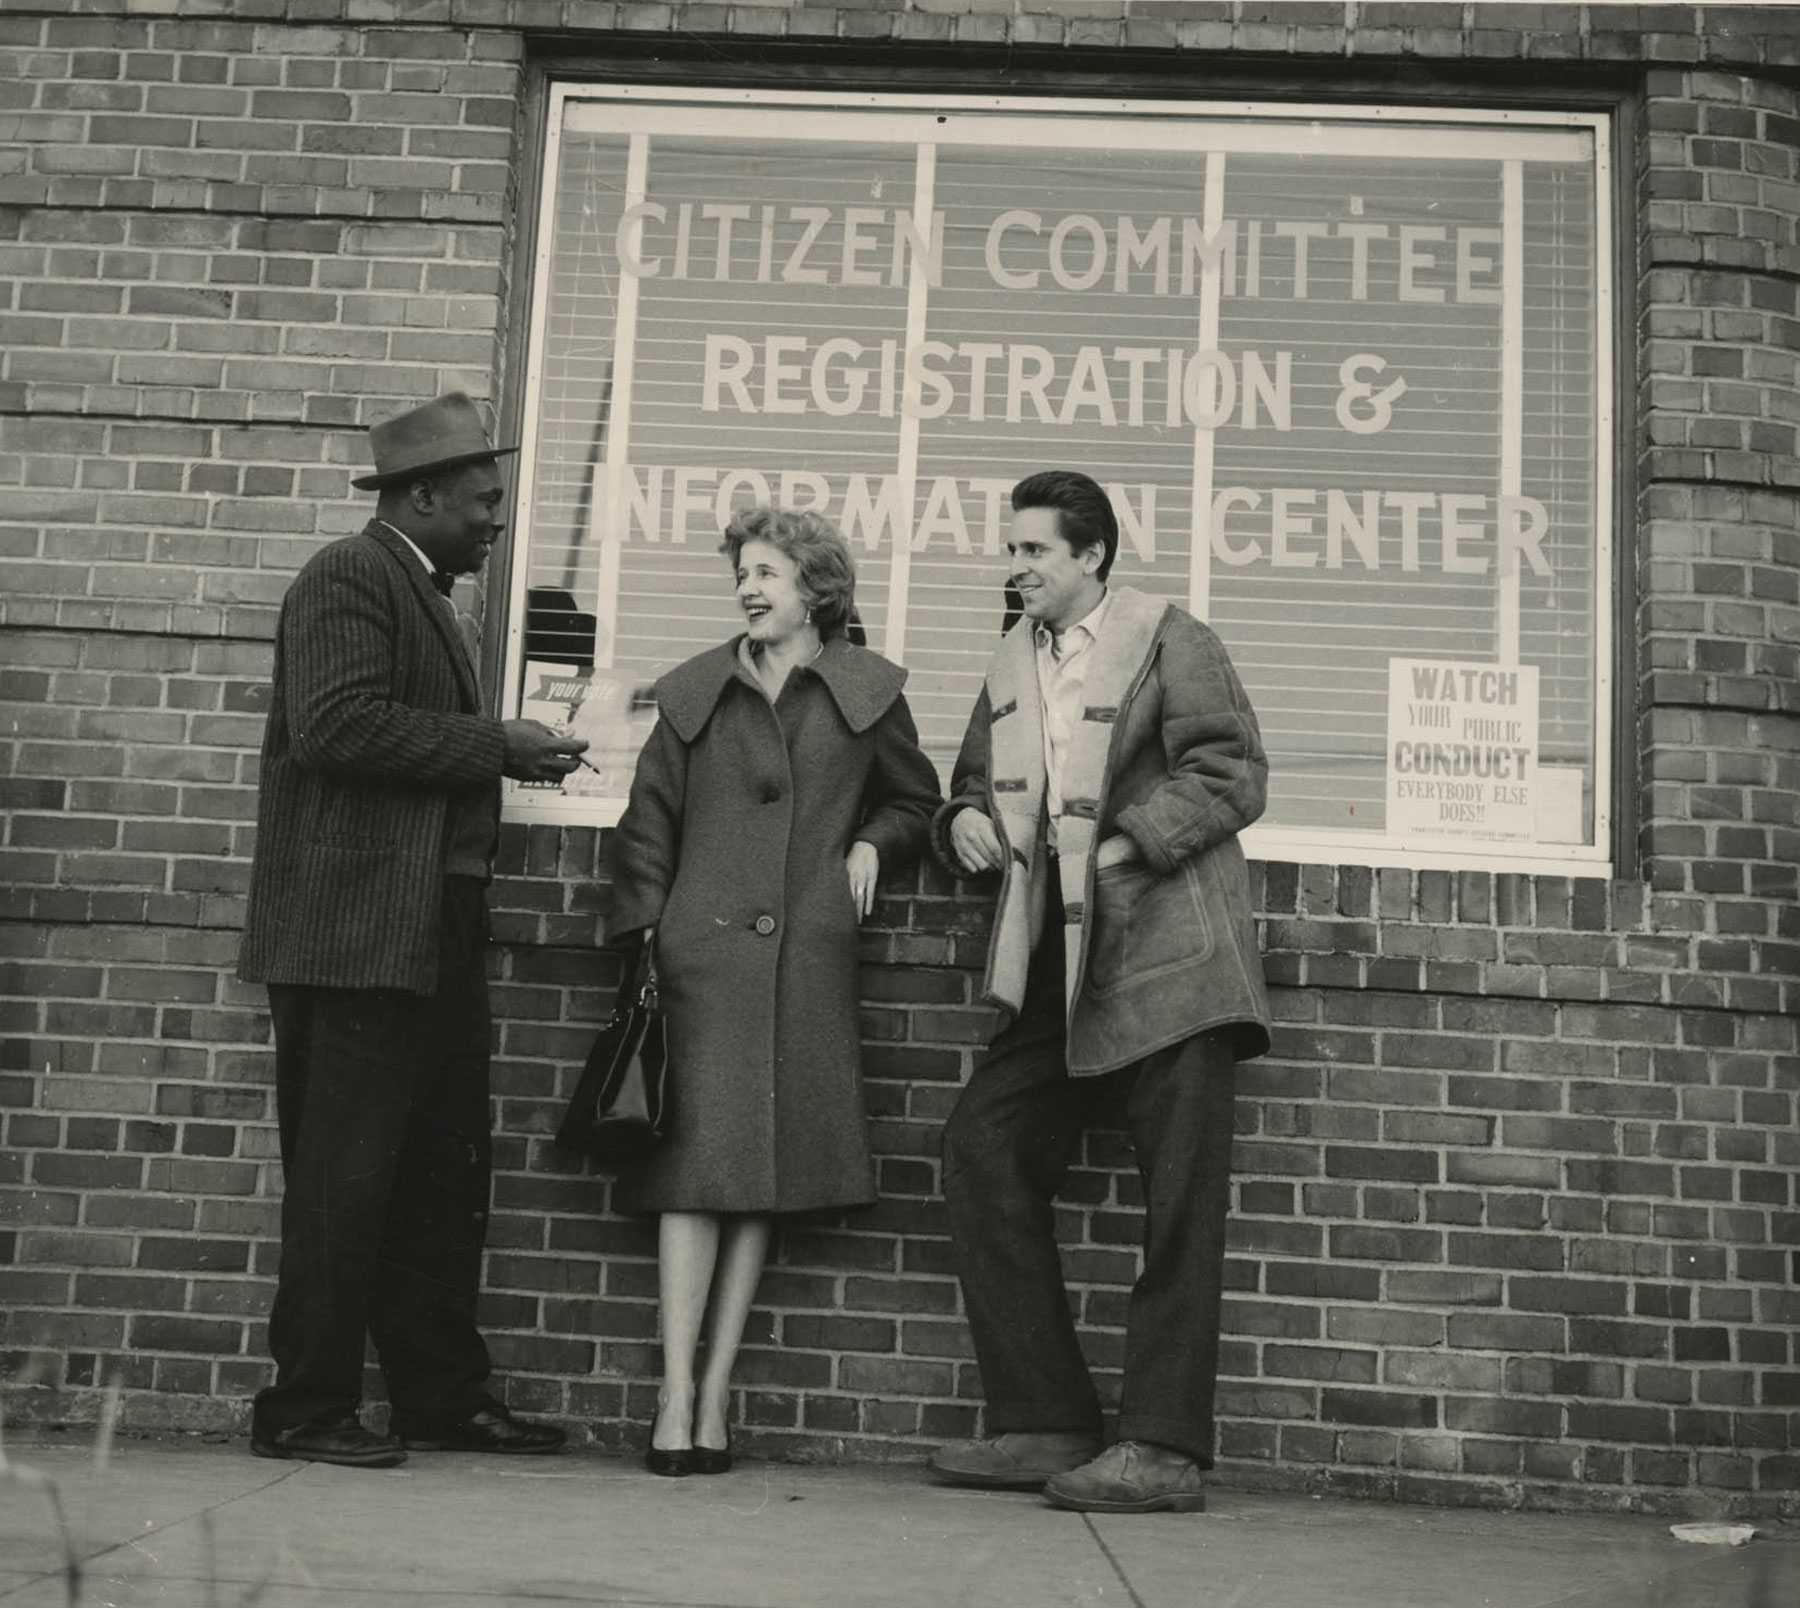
{"left": 1385, "top": 659, "right": 1541, "bottom": 844}
{"left": 515, "top": 659, "right": 657, "bottom": 798}
{"left": 1533, "top": 764, "right": 1586, "bottom": 845}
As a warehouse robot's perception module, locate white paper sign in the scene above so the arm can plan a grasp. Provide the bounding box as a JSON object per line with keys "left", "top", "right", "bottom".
{"left": 1385, "top": 659, "right": 1541, "bottom": 844}
{"left": 510, "top": 659, "right": 658, "bottom": 800}
{"left": 1533, "top": 763, "right": 1586, "bottom": 845}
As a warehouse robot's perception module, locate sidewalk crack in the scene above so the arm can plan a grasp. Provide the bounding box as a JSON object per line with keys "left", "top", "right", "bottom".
{"left": 1082, "top": 1514, "right": 1149, "bottom": 1608}
{"left": 0, "top": 1461, "right": 306, "bottom": 1603}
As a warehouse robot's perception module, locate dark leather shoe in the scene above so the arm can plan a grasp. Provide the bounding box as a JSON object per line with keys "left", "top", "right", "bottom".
{"left": 251, "top": 1415, "right": 406, "bottom": 1469}
{"left": 1042, "top": 1441, "right": 1207, "bottom": 1513}
{"left": 928, "top": 1431, "right": 1102, "bottom": 1490}
{"left": 395, "top": 1406, "right": 566, "bottom": 1455}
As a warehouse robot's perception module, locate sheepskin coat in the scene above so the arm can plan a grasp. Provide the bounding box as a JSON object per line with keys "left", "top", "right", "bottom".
{"left": 932, "top": 587, "right": 1272, "bottom": 1074}
{"left": 606, "top": 635, "right": 941, "bottom": 1214}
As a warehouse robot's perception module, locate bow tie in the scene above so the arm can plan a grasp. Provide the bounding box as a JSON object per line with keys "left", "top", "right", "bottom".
{"left": 430, "top": 571, "right": 456, "bottom": 598}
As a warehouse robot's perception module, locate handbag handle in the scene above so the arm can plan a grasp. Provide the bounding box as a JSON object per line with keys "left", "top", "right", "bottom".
{"left": 617, "top": 928, "right": 656, "bottom": 1014}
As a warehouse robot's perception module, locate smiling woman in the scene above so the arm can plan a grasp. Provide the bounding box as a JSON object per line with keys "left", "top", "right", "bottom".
{"left": 599, "top": 502, "right": 942, "bottom": 1476}
{"left": 724, "top": 506, "right": 857, "bottom": 649}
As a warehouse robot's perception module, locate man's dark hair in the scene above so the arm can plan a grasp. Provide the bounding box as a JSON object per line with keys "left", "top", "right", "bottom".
{"left": 373, "top": 459, "right": 492, "bottom": 529}
{"left": 1010, "top": 469, "right": 1119, "bottom": 583}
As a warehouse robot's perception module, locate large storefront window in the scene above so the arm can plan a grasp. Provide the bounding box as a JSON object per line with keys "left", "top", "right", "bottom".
{"left": 504, "top": 88, "right": 1614, "bottom": 876}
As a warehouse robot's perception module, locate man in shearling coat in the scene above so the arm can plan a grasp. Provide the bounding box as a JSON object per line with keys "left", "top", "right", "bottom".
{"left": 928, "top": 469, "right": 1272, "bottom": 1514}
{"left": 238, "top": 393, "right": 587, "bottom": 1468}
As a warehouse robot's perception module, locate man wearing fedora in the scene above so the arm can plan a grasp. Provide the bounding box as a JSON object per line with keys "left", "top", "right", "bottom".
{"left": 239, "top": 392, "right": 588, "bottom": 1467}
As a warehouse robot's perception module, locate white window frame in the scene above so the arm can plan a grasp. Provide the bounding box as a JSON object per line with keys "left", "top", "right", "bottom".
{"left": 502, "top": 84, "right": 1615, "bottom": 880}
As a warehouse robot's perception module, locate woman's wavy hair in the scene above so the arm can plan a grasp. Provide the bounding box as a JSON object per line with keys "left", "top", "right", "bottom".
{"left": 720, "top": 506, "right": 863, "bottom": 643}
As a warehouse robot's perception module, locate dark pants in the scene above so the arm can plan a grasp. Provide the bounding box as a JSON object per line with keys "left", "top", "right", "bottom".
{"left": 254, "top": 878, "right": 495, "bottom": 1435}
{"left": 942, "top": 878, "right": 1237, "bottom": 1466}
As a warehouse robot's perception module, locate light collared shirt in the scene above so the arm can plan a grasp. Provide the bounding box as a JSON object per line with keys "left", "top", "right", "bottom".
{"left": 1034, "top": 589, "right": 1112, "bottom": 846}
{"left": 374, "top": 524, "right": 494, "bottom": 878}
{"left": 378, "top": 520, "right": 444, "bottom": 592}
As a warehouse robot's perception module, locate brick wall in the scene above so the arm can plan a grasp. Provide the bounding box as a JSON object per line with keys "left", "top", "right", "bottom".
{"left": 2, "top": 2, "right": 1799, "bottom": 1515}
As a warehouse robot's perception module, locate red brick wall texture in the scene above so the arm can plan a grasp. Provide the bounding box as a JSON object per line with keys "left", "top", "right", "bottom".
{"left": 2, "top": 3, "right": 1798, "bottom": 1514}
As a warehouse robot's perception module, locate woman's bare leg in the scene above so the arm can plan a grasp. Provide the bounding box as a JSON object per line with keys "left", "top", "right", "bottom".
{"left": 695, "top": 1214, "right": 772, "bottom": 1449}
{"left": 654, "top": 1211, "right": 721, "bottom": 1450}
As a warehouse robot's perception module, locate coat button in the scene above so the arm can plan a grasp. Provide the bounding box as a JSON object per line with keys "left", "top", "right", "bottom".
{"left": 762, "top": 784, "right": 781, "bottom": 803}
{"left": 754, "top": 915, "right": 776, "bottom": 936}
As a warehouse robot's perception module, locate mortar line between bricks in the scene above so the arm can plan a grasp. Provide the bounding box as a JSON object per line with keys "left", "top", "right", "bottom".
{"left": 1080, "top": 1514, "right": 1149, "bottom": 1608}
{"left": 0, "top": 619, "right": 271, "bottom": 643}
{"left": 2, "top": 202, "right": 506, "bottom": 227}
{"left": 1647, "top": 471, "right": 1800, "bottom": 485}
{"left": 0, "top": 1460, "right": 305, "bottom": 1604}
{"left": 1641, "top": 261, "right": 1800, "bottom": 286}
{"left": 0, "top": 408, "right": 427, "bottom": 433}
{"left": 1647, "top": 696, "right": 1797, "bottom": 710}
{"left": 0, "top": 594, "right": 290, "bottom": 613}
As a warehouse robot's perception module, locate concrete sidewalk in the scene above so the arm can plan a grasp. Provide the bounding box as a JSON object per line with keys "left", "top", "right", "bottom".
{"left": 1, "top": 1435, "right": 1795, "bottom": 1607}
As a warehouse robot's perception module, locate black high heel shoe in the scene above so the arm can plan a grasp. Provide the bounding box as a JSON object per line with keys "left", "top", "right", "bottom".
{"left": 644, "top": 1445, "right": 694, "bottom": 1477}
{"left": 692, "top": 1390, "right": 732, "bottom": 1473}
{"left": 645, "top": 1386, "right": 695, "bottom": 1477}
{"left": 691, "top": 1433, "right": 732, "bottom": 1476}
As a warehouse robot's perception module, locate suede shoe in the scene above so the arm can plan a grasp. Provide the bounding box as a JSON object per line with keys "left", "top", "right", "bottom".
{"left": 250, "top": 1415, "right": 406, "bottom": 1469}
{"left": 927, "top": 1431, "right": 1103, "bottom": 1490}
{"left": 394, "top": 1405, "right": 566, "bottom": 1455}
{"left": 1042, "top": 1440, "right": 1207, "bottom": 1513}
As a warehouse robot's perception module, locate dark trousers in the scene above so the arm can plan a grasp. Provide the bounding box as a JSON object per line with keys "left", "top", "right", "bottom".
{"left": 941, "top": 880, "right": 1237, "bottom": 1465}
{"left": 254, "top": 878, "right": 494, "bottom": 1434}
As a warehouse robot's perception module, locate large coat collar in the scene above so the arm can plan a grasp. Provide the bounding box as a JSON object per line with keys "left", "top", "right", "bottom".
{"left": 984, "top": 586, "right": 1170, "bottom": 868}
{"left": 982, "top": 585, "right": 1172, "bottom": 1022}
{"left": 362, "top": 520, "right": 480, "bottom": 709}
{"left": 655, "top": 634, "right": 907, "bottom": 743}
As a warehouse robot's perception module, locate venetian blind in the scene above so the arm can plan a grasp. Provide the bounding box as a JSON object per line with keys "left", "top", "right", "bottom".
{"left": 506, "top": 95, "right": 1608, "bottom": 872}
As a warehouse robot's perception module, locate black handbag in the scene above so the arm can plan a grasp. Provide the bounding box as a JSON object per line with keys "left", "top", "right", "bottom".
{"left": 557, "top": 931, "right": 669, "bottom": 1165}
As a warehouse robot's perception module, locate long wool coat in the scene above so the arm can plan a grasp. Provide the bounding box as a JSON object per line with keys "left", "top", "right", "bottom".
{"left": 606, "top": 636, "right": 941, "bottom": 1214}
{"left": 932, "top": 587, "right": 1272, "bottom": 1075}
{"left": 239, "top": 522, "right": 505, "bottom": 994}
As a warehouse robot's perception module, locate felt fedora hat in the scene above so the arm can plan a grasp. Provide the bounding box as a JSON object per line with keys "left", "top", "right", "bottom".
{"left": 352, "top": 391, "right": 519, "bottom": 490}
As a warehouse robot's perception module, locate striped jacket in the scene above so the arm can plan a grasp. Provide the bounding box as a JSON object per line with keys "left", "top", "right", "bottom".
{"left": 237, "top": 521, "right": 506, "bottom": 995}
